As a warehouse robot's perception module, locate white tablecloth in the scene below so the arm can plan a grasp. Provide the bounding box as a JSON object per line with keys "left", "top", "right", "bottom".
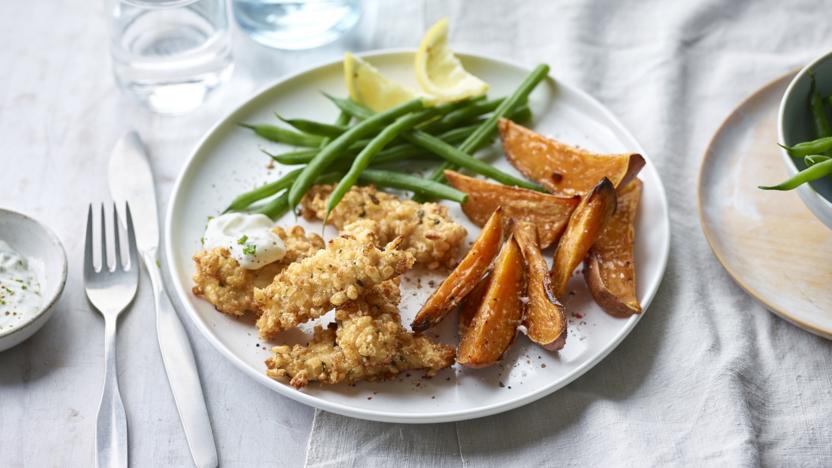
{"left": 1, "top": 0, "right": 831, "bottom": 467}
{"left": 305, "top": 0, "right": 832, "bottom": 467}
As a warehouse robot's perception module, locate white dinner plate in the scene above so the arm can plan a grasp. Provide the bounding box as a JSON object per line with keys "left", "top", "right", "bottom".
{"left": 165, "top": 50, "right": 670, "bottom": 423}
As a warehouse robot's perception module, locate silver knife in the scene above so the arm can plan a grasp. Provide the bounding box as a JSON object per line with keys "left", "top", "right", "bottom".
{"left": 109, "top": 131, "right": 218, "bottom": 468}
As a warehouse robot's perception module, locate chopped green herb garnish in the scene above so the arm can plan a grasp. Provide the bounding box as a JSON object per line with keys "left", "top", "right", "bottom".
{"left": 237, "top": 235, "right": 249, "bottom": 245}
{"left": 243, "top": 244, "right": 256, "bottom": 256}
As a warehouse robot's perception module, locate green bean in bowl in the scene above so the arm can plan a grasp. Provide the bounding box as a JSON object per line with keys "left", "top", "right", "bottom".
{"left": 771, "top": 53, "right": 832, "bottom": 229}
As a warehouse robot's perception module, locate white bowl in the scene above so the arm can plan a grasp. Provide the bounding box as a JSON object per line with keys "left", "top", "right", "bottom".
{"left": 0, "top": 208, "right": 67, "bottom": 351}
{"left": 778, "top": 51, "right": 832, "bottom": 229}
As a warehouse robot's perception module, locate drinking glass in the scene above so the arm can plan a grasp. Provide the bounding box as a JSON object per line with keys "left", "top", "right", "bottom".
{"left": 110, "top": 0, "right": 234, "bottom": 115}
{"left": 233, "top": 0, "right": 360, "bottom": 50}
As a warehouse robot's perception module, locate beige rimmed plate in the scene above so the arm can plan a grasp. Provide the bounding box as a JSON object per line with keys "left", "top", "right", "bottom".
{"left": 698, "top": 72, "right": 832, "bottom": 339}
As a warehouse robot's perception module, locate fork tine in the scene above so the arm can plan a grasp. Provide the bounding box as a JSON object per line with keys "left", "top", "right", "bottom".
{"left": 100, "top": 203, "right": 109, "bottom": 272}
{"left": 84, "top": 204, "right": 95, "bottom": 277}
{"left": 125, "top": 202, "right": 139, "bottom": 270}
{"left": 112, "top": 202, "right": 123, "bottom": 270}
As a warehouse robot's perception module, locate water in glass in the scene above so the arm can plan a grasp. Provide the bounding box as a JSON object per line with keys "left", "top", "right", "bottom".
{"left": 233, "top": 0, "right": 360, "bottom": 50}
{"left": 111, "top": 0, "right": 234, "bottom": 114}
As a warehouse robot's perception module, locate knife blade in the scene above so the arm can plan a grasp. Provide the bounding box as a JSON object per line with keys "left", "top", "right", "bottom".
{"left": 109, "top": 131, "right": 219, "bottom": 468}
{"left": 108, "top": 132, "right": 159, "bottom": 252}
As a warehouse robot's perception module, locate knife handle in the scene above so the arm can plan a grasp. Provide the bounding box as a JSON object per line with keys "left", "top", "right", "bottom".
{"left": 142, "top": 252, "right": 219, "bottom": 468}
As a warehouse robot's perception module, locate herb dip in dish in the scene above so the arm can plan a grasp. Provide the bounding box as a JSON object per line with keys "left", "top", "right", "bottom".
{"left": 203, "top": 213, "right": 286, "bottom": 269}
{"left": 0, "top": 239, "right": 42, "bottom": 333}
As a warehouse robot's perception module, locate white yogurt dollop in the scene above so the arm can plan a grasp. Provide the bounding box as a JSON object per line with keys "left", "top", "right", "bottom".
{"left": 0, "top": 240, "right": 42, "bottom": 332}
{"left": 203, "top": 213, "right": 286, "bottom": 269}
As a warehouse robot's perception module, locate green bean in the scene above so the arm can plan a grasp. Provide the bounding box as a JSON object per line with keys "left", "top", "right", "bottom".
{"left": 253, "top": 170, "right": 463, "bottom": 218}
{"left": 299, "top": 96, "right": 472, "bottom": 140}
{"left": 326, "top": 95, "right": 543, "bottom": 191}
{"left": 224, "top": 168, "right": 302, "bottom": 213}
{"left": 810, "top": 72, "right": 831, "bottom": 138}
{"left": 253, "top": 171, "right": 347, "bottom": 219}
{"left": 287, "top": 98, "right": 425, "bottom": 209}
{"left": 326, "top": 106, "right": 447, "bottom": 220}
{"left": 254, "top": 192, "right": 290, "bottom": 219}
{"left": 262, "top": 148, "right": 318, "bottom": 165}
{"left": 238, "top": 123, "right": 324, "bottom": 147}
{"left": 779, "top": 136, "right": 832, "bottom": 157}
{"left": 264, "top": 123, "right": 479, "bottom": 166}
{"left": 277, "top": 114, "right": 345, "bottom": 138}
{"left": 357, "top": 170, "right": 467, "bottom": 203}
{"left": 403, "top": 130, "right": 543, "bottom": 190}
{"left": 328, "top": 94, "right": 530, "bottom": 130}
{"left": 325, "top": 94, "right": 375, "bottom": 119}
{"left": 370, "top": 124, "right": 477, "bottom": 164}
{"left": 805, "top": 154, "right": 831, "bottom": 166}
{"left": 430, "top": 64, "right": 550, "bottom": 182}
{"left": 759, "top": 158, "right": 832, "bottom": 190}
{"left": 250, "top": 168, "right": 465, "bottom": 219}
{"left": 314, "top": 111, "right": 351, "bottom": 156}
{"left": 332, "top": 111, "right": 352, "bottom": 129}
{"left": 510, "top": 105, "right": 533, "bottom": 123}
{"left": 420, "top": 98, "right": 504, "bottom": 133}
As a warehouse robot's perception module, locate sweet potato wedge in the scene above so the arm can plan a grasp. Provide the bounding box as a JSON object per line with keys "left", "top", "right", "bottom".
{"left": 499, "top": 119, "right": 645, "bottom": 196}
{"left": 411, "top": 208, "right": 504, "bottom": 332}
{"left": 457, "top": 236, "right": 525, "bottom": 368}
{"left": 458, "top": 273, "right": 491, "bottom": 339}
{"left": 550, "top": 178, "right": 617, "bottom": 298}
{"left": 513, "top": 221, "right": 566, "bottom": 351}
{"left": 584, "top": 179, "right": 642, "bottom": 317}
{"left": 444, "top": 170, "right": 580, "bottom": 248}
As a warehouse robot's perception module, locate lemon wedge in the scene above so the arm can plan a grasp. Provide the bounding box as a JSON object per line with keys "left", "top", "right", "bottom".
{"left": 415, "top": 18, "right": 488, "bottom": 103}
{"left": 344, "top": 52, "right": 420, "bottom": 112}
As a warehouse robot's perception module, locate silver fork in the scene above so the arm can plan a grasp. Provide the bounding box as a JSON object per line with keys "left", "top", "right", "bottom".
{"left": 84, "top": 203, "right": 139, "bottom": 468}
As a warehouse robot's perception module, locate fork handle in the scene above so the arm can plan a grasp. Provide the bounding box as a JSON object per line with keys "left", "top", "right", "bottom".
{"left": 96, "top": 318, "right": 128, "bottom": 468}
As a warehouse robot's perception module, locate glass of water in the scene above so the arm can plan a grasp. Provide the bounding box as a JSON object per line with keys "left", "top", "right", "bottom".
{"left": 233, "top": 0, "right": 360, "bottom": 50}
{"left": 110, "top": 0, "right": 234, "bottom": 115}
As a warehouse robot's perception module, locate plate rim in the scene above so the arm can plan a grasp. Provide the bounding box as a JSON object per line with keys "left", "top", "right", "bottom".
{"left": 164, "top": 48, "right": 671, "bottom": 423}
{"left": 696, "top": 70, "right": 832, "bottom": 340}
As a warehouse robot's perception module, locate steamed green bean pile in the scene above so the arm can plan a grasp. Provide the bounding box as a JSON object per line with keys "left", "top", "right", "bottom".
{"left": 227, "top": 64, "right": 550, "bottom": 220}
{"left": 761, "top": 72, "right": 832, "bottom": 191}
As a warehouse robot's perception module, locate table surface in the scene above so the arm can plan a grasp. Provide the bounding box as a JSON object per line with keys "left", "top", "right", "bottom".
{"left": 0, "top": 1, "right": 392, "bottom": 466}
{"left": 4, "top": 0, "right": 832, "bottom": 467}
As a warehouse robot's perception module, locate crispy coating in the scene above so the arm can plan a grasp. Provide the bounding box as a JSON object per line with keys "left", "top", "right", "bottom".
{"left": 276, "top": 226, "right": 327, "bottom": 263}
{"left": 192, "top": 226, "right": 324, "bottom": 316}
{"left": 254, "top": 231, "right": 415, "bottom": 338}
{"left": 265, "top": 284, "right": 455, "bottom": 388}
{"left": 301, "top": 184, "right": 467, "bottom": 269}
{"left": 335, "top": 278, "right": 402, "bottom": 321}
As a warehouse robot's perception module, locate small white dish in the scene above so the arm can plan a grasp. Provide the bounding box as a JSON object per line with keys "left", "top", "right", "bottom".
{"left": 0, "top": 208, "right": 67, "bottom": 351}
{"left": 778, "top": 50, "right": 832, "bottom": 229}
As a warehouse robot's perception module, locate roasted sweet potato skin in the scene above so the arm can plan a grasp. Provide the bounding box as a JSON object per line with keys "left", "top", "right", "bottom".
{"left": 457, "top": 236, "right": 525, "bottom": 368}
{"left": 411, "top": 208, "right": 504, "bottom": 332}
{"left": 585, "top": 179, "right": 642, "bottom": 317}
{"left": 499, "top": 119, "right": 645, "bottom": 196}
{"left": 550, "top": 178, "right": 617, "bottom": 299}
{"left": 458, "top": 273, "right": 491, "bottom": 339}
{"left": 444, "top": 170, "right": 579, "bottom": 249}
{"left": 513, "top": 221, "right": 566, "bottom": 351}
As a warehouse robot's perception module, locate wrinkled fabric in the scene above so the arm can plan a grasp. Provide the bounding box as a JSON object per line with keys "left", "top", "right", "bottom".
{"left": 307, "top": 0, "right": 832, "bottom": 466}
